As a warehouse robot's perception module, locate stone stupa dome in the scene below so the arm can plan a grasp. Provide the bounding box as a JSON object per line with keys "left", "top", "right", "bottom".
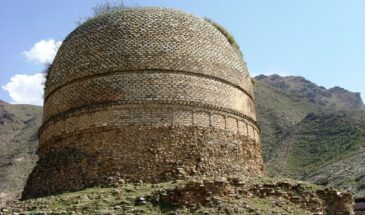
{"left": 23, "top": 7, "right": 264, "bottom": 199}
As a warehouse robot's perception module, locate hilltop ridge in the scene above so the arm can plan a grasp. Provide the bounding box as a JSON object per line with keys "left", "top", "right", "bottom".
{"left": 256, "top": 74, "right": 365, "bottom": 111}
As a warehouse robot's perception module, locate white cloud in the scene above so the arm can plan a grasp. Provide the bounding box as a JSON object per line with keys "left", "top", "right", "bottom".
{"left": 23, "top": 39, "right": 62, "bottom": 64}
{"left": 2, "top": 73, "right": 45, "bottom": 106}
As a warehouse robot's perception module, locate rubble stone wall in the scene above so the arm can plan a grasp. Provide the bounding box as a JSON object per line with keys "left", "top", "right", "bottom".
{"left": 23, "top": 126, "right": 264, "bottom": 199}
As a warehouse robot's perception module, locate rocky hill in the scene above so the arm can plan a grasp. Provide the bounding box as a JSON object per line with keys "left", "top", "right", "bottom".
{"left": 256, "top": 74, "right": 364, "bottom": 111}
{"left": 255, "top": 75, "right": 365, "bottom": 196}
{"left": 0, "top": 100, "right": 41, "bottom": 205}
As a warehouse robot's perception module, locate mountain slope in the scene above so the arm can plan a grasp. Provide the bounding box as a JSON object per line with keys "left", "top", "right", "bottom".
{"left": 269, "top": 111, "right": 365, "bottom": 195}
{"left": 254, "top": 76, "right": 324, "bottom": 162}
{"left": 0, "top": 100, "right": 41, "bottom": 204}
{"left": 255, "top": 75, "right": 365, "bottom": 196}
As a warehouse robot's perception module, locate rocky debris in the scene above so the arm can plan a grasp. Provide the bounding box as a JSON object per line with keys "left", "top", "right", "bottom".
{"left": 0, "top": 177, "right": 355, "bottom": 214}
{"left": 148, "top": 178, "right": 230, "bottom": 207}
{"left": 147, "top": 177, "right": 354, "bottom": 214}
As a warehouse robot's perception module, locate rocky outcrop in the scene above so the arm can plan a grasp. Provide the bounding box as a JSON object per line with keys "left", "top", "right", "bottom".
{"left": 150, "top": 177, "right": 354, "bottom": 214}
{"left": 328, "top": 87, "right": 365, "bottom": 111}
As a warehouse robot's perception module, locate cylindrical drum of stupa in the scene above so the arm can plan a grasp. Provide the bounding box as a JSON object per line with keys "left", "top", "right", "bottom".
{"left": 23, "top": 8, "right": 264, "bottom": 199}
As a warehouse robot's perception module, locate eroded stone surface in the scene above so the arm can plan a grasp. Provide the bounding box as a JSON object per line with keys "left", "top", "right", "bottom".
{"left": 23, "top": 126, "right": 264, "bottom": 199}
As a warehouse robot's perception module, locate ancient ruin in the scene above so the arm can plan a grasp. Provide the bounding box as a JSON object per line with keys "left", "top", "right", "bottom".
{"left": 22, "top": 8, "right": 264, "bottom": 199}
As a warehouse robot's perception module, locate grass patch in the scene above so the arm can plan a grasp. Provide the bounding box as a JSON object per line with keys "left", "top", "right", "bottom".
{"left": 204, "top": 17, "right": 243, "bottom": 57}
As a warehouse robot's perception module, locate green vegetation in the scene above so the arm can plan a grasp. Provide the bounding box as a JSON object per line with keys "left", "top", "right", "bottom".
{"left": 1, "top": 177, "right": 324, "bottom": 214}
{"left": 285, "top": 112, "right": 365, "bottom": 175}
{"left": 34, "top": 182, "right": 180, "bottom": 214}
{"left": 75, "top": 0, "right": 131, "bottom": 25}
{"left": 43, "top": 63, "right": 52, "bottom": 87}
{"left": 92, "top": 1, "right": 128, "bottom": 17}
{"left": 204, "top": 18, "right": 243, "bottom": 57}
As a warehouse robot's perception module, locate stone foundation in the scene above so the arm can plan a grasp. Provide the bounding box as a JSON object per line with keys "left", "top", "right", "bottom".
{"left": 22, "top": 125, "right": 264, "bottom": 199}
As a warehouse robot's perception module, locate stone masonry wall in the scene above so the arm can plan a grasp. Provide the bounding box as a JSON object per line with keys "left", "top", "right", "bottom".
{"left": 23, "top": 126, "right": 264, "bottom": 199}
{"left": 43, "top": 71, "right": 256, "bottom": 122}
{"left": 40, "top": 104, "right": 260, "bottom": 156}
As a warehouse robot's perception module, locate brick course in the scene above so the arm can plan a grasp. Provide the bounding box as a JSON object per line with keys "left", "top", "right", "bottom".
{"left": 43, "top": 71, "right": 256, "bottom": 122}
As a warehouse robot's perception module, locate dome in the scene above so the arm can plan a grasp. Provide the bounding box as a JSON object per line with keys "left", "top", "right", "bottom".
{"left": 43, "top": 8, "right": 254, "bottom": 121}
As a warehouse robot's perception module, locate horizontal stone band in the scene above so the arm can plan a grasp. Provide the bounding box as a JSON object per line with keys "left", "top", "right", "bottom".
{"left": 40, "top": 100, "right": 260, "bottom": 134}
{"left": 39, "top": 103, "right": 261, "bottom": 154}
{"left": 45, "top": 69, "right": 254, "bottom": 102}
{"left": 43, "top": 70, "right": 256, "bottom": 122}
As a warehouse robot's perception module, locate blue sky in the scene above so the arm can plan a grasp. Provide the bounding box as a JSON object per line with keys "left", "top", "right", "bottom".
{"left": 1, "top": 0, "right": 364, "bottom": 105}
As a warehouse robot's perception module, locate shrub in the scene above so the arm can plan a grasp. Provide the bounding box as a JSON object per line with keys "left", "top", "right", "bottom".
{"left": 92, "top": 0, "right": 128, "bottom": 17}
{"left": 204, "top": 18, "right": 243, "bottom": 57}
{"left": 76, "top": 0, "right": 131, "bottom": 25}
